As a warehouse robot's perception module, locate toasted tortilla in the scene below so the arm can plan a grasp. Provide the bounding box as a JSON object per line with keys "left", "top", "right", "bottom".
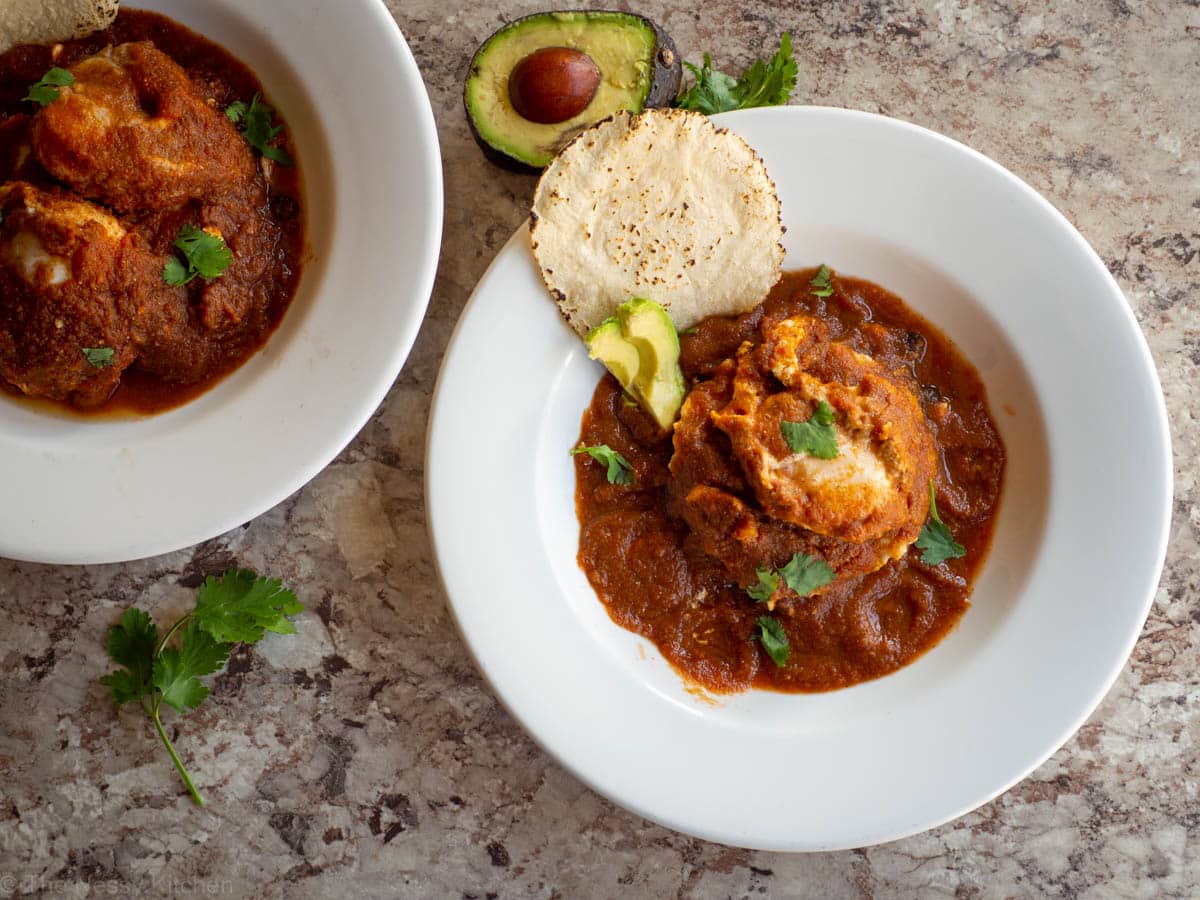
{"left": 530, "top": 107, "right": 784, "bottom": 336}
{"left": 0, "top": 0, "right": 119, "bottom": 55}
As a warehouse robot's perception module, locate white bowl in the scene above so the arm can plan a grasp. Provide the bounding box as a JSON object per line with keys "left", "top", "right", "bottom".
{"left": 426, "top": 106, "right": 1172, "bottom": 851}
{"left": 0, "top": 0, "right": 442, "bottom": 563}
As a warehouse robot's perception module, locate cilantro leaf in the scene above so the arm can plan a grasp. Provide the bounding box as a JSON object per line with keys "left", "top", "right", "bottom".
{"left": 571, "top": 444, "right": 635, "bottom": 485}
{"left": 747, "top": 553, "right": 836, "bottom": 608}
{"left": 192, "top": 569, "right": 303, "bottom": 645}
{"left": 100, "top": 608, "right": 159, "bottom": 705}
{"left": 675, "top": 54, "right": 740, "bottom": 115}
{"left": 162, "top": 257, "right": 188, "bottom": 285}
{"left": 151, "top": 655, "right": 209, "bottom": 714}
{"left": 730, "top": 32, "right": 798, "bottom": 109}
{"left": 781, "top": 400, "right": 839, "bottom": 458}
{"left": 915, "top": 481, "right": 966, "bottom": 566}
{"left": 230, "top": 93, "right": 293, "bottom": 166}
{"left": 152, "top": 620, "right": 231, "bottom": 714}
{"left": 98, "top": 669, "right": 147, "bottom": 707}
{"left": 675, "top": 33, "right": 797, "bottom": 114}
{"left": 163, "top": 259, "right": 191, "bottom": 286}
{"left": 778, "top": 552, "right": 836, "bottom": 597}
{"left": 163, "top": 224, "right": 233, "bottom": 286}
{"left": 82, "top": 347, "right": 115, "bottom": 369}
{"left": 176, "top": 225, "right": 233, "bottom": 280}
{"left": 23, "top": 67, "right": 74, "bottom": 106}
{"left": 809, "top": 264, "right": 834, "bottom": 298}
{"left": 754, "top": 615, "right": 790, "bottom": 667}
{"left": 746, "top": 566, "right": 779, "bottom": 603}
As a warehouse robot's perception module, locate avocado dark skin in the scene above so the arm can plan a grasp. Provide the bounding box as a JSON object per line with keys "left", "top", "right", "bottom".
{"left": 647, "top": 26, "right": 683, "bottom": 106}
{"left": 463, "top": 10, "right": 682, "bottom": 172}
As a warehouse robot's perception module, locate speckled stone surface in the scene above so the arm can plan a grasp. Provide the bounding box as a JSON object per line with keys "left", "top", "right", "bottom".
{"left": 1, "top": 1, "right": 1197, "bottom": 897}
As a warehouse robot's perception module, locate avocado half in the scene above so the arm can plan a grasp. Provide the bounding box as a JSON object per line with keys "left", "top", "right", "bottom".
{"left": 464, "top": 10, "right": 682, "bottom": 170}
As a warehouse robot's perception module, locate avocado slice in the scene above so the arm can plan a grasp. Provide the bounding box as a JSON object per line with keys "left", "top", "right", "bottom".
{"left": 585, "top": 298, "right": 685, "bottom": 431}
{"left": 464, "top": 10, "right": 682, "bottom": 170}
{"left": 618, "top": 299, "right": 685, "bottom": 430}
{"left": 585, "top": 317, "right": 641, "bottom": 389}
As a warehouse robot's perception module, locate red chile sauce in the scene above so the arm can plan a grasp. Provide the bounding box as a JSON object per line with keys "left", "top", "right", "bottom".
{"left": 0, "top": 9, "right": 304, "bottom": 416}
{"left": 573, "top": 268, "right": 1006, "bottom": 693}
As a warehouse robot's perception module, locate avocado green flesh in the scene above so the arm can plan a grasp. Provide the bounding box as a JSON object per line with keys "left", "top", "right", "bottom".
{"left": 630, "top": 365, "right": 687, "bottom": 431}
{"left": 465, "top": 11, "right": 657, "bottom": 168}
{"left": 620, "top": 299, "right": 684, "bottom": 430}
{"left": 585, "top": 298, "right": 685, "bottom": 431}
{"left": 586, "top": 319, "right": 641, "bottom": 388}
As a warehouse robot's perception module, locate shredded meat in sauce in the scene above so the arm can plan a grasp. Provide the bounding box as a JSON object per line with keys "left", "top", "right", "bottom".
{"left": 0, "top": 10, "right": 304, "bottom": 413}
{"left": 574, "top": 268, "right": 1005, "bottom": 693}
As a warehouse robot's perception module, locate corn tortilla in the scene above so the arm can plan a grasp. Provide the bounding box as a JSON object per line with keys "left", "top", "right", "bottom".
{"left": 530, "top": 107, "right": 784, "bottom": 336}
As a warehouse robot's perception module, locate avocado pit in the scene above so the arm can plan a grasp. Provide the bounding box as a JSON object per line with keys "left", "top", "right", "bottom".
{"left": 509, "top": 47, "right": 601, "bottom": 125}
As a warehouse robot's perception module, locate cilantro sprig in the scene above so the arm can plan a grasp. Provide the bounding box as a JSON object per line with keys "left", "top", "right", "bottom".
{"left": 809, "top": 264, "right": 834, "bottom": 298}
{"left": 754, "top": 615, "right": 790, "bottom": 666}
{"left": 226, "top": 93, "right": 293, "bottom": 166}
{"left": 24, "top": 67, "right": 74, "bottom": 106}
{"left": 675, "top": 33, "right": 797, "bottom": 115}
{"left": 745, "top": 552, "right": 835, "bottom": 606}
{"left": 163, "top": 224, "right": 233, "bottom": 286}
{"left": 750, "top": 551, "right": 837, "bottom": 665}
{"left": 781, "top": 400, "right": 839, "bottom": 458}
{"left": 100, "top": 569, "right": 302, "bottom": 806}
{"left": 915, "top": 481, "right": 966, "bottom": 566}
{"left": 571, "top": 444, "right": 635, "bottom": 485}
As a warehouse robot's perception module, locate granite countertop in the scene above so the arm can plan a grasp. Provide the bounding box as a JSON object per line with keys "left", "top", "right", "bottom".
{"left": 1, "top": 1, "right": 1197, "bottom": 896}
